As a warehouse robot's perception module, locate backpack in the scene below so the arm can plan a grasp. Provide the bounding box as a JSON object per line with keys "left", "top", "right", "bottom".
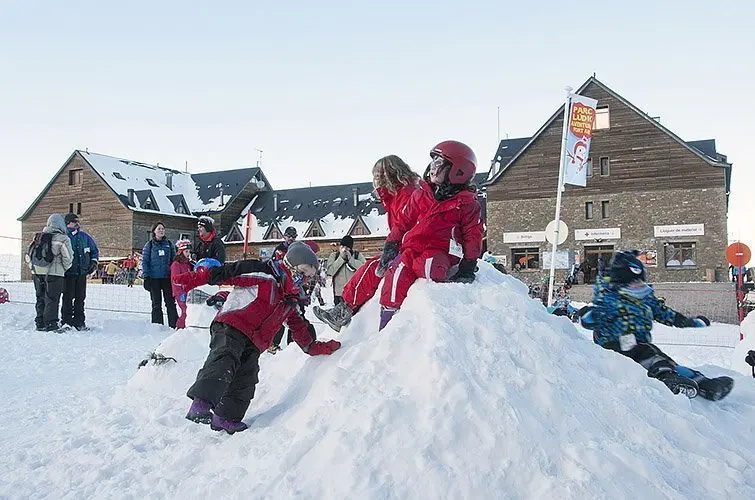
{"left": 27, "top": 232, "right": 54, "bottom": 269}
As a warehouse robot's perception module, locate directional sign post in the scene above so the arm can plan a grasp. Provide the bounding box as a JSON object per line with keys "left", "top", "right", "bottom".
{"left": 726, "top": 242, "right": 751, "bottom": 334}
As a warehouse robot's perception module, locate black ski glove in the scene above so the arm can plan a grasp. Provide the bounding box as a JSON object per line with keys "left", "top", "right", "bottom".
{"left": 449, "top": 258, "right": 478, "bottom": 284}
{"left": 674, "top": 313, "right": 709, "bottom": 328}
{"left": 87, "top": 261, "right": 98, "bottom": 275}
{"left": 142, "top": 277, "right": 151, "bottom": 291}
{"left": 375, "top": 241, "right": 399, "bottom": 277}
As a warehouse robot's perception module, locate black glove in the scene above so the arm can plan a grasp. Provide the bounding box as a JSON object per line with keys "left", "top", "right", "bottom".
{"left": 87, "top": 261, "right": 98, "bottom": 275}
{"left": 449, "top": 258, "right": 478, "bottom": 284}
{"left": 674, "top": 312, "right": 708, "bottom": 328}
{"left": 375, "top": 241, "right": 399, "bottom": 277}
{"left": 142, "top": 277, "right": 152, "bottom": 291}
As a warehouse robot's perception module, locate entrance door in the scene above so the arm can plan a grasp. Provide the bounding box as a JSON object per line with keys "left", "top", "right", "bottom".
{"left": 582, "top": 245, "right": 614, "bottom": 283}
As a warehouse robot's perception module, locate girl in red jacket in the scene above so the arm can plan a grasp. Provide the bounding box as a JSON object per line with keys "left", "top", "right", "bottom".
{"left": 313, "top": 155, "right": 420, "bottom": 332}
{"left": 170, "top": 239, "right": 194, "bottom": 329}
{"left": 376, "top": 140, "right": 484, "bottom": 330}
{"left": 175, "top": 242, "right": 341, "bottom": 434}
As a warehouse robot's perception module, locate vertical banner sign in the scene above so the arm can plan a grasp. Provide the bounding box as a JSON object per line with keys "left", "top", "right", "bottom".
{"left": 563, "top": 94, "right": 598, "bottom": 187}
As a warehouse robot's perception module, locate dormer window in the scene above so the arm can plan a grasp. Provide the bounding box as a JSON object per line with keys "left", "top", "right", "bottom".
{"left": 113, "top": 172, "right": 125, "bottom": 180}
{"left": 143, "top": 198, "right": 154, "bottom": 210}
{"left": 146, "top": 178, "right": 159, "bottom": 187}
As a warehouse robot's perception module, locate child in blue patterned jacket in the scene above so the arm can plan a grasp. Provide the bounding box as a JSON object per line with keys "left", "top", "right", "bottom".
{"left": 587, "top": 250, "right": 733, "bottom": 401}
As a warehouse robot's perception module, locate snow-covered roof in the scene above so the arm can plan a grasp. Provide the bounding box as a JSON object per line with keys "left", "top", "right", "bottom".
{"left": 80, "top": 151, "right": 262, "bottom": 218}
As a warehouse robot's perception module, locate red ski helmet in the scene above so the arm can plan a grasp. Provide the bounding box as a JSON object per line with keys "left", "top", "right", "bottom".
{"left": 430, "top": 140, "right": 477, "bottom": 185}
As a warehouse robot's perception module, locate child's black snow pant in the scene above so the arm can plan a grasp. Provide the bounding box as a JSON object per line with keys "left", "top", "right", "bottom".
{"left": 187, "top": 322, "right": 261, "bottom": 421}
{"left": 602, "top": 341, "right": 678, "bottom": 379}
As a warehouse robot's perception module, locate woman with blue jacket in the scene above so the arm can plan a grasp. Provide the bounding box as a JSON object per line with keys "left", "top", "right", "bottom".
{"left": 142, "top": 222, "right": 178, "bottom": 327}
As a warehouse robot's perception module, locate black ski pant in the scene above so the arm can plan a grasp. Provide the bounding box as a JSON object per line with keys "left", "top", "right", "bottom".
{"left": 34, "top": 274, "right": 64, "bottom": 329}
{"left": 61, "top": 274, "right": 88, "bottom": 328}
{"left": 602, "top": 341, "right": 678, "bottom": 377}
{"left": 148, "top": 277, "right": 178, "bottom": 328}
{"left": 187, "top": 322, "right": 261, "bottom": 421}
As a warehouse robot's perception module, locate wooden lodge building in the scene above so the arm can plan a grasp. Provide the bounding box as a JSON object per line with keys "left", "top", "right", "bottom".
{"left": 19, "top": 77, "right": 732, "bottom": 284}
{"left": 483, "top": 76, "right": 732, "bottom": 283}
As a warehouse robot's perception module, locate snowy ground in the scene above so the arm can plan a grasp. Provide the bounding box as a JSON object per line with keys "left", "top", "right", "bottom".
{"left": 1, "top": 263, "right": 754, "bottom": 499}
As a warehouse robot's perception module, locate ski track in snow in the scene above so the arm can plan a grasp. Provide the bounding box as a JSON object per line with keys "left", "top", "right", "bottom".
{"left": 1, "top": 264, "right": 754, "bottom": 499}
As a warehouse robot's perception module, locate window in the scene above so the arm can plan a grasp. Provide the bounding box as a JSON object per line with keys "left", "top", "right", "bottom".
{"left": 595, "top": 105, "right": 610, "bottom": 129}
{"left": 586, "top": 158, "right": 593, "bottom": 178}
{"left": 76, "top": 202, "right": 82, "bottom": 215}
{"left": 69, "top": 203, "right": 74, "bottom": 214}
{"left": 601, "top": 201, "right": 609, "bottom": 219}
{"left": 146, "top": 178, "right": 159, "bottom": 187}
{"left": 307, "top": 224, "right": 323, "bottom": 237}
{"left": 266, "top": 226, "right": 283, "bottom": 240}
{"left": 112, "top": 172, "right": 125, "bottom": 180}
{"left": 143, "top": 198, "right": 153, "bottom": 210}
{"left": 585, "top": 201, "right": 594, "bottom": 220}
{"left": 599, "top": 156, "right": 610, "bottom": 176}
{"left": 179, "top": 233, "right": 192, "bottom": 242}
{"left": 69, "top": 169, "right": 83, "bottom": 185}
{"left": 665, "top": 242, "right": 696, "bottom": 267}
{"left": 351, "top": 222, "right": 368, "bottom": 236}
{"left": 512, "top": 247, "right": 540, "bottom": 270}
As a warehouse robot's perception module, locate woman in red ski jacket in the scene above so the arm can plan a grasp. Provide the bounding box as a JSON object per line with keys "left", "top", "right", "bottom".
{"left": 376, "top": 140, "right": 484, "bottom": 330}
{"left": 176, "top": 241, "right": 341, "bottom": 435}
{"left": 313, "top": 155, "right": 420, "bottom": 332}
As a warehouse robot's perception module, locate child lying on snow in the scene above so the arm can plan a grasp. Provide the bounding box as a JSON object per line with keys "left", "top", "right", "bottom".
{"left": 172, "top": 241, "right": 341, "bottom": 434}
{"left": 582, "top": 250, "right": 733, "bottom": 401}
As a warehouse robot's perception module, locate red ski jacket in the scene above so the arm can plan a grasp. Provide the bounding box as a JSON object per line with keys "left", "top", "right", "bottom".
{"left": 387, "top": 181, "right": 483, "bottom": 260}
{"left": 170, "top": 260, "right": 194, "bottom": 298}
{"left": 376, "top": 183, "right": 418, "bottom": 232}
{"left": 173, "top": 260, "right": 315, "bottom": 353}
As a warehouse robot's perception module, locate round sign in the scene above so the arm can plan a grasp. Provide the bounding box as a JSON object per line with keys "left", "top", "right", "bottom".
{"left": 545, "top": 219, "right": 568, "bottom": 245}
{"left": 726, "top": 242, "right": 751, "bottom": 267}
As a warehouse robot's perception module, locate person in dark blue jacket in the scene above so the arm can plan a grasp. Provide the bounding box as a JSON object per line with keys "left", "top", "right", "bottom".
{"left": 588, "top": 250, "right": 733, "bottom": 401}
{"left": 61, "top": 213, "right": 99, "bottom": 330}
{"left": 141, "top": 221, "right": 178, "bottom": 327}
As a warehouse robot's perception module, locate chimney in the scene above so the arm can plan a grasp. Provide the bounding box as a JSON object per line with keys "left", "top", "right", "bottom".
{"left": 165, "top": 171, "right": 173, "bottom": 190}
{"left": 127, "top": 189, "right": 135, "bottom": 206}
{"left": 352, "top": 187, "right": 358, "bottom": 207}
{"left": 273, "top": 193, "right": 279, "bottom": 212}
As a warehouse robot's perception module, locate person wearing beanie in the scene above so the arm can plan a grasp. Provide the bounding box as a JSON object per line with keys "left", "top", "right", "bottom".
{"left": 194, "top": 215, "right": 226, "bottom": 264}
{"left": 325, "top": 235, "right": 366, "bottom": 305}
{"left": 61, "top": 213, "right": 99, "bottom": 331}
{"left": 273, "top": 226, "right": 298, "bottom": 261}
{"left": 170, "top": 239, "right": 194, "bottom": 329}
{"left": 584, "top": 250, "right": 733, "bottom": 401}
{"left": 172, "top": 243, "right": 340, "bottom": 434}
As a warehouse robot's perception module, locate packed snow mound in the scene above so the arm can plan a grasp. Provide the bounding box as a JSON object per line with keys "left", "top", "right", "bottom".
{"left": 4, "top": 263, "right": 755, "bottom": 499}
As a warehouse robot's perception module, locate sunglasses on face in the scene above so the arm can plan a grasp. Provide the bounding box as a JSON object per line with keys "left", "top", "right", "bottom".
{"left": 429, "top": 154, "right": 450, "bottom": 170}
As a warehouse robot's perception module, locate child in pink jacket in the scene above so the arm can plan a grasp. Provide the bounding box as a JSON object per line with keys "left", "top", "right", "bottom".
{"left": 170, "top": 240, "right": 194, "bottom": 329}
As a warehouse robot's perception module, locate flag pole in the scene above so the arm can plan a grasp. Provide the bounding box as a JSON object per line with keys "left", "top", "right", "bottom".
{"left": 547, "top": 86, "right": 573, "bottom": 307}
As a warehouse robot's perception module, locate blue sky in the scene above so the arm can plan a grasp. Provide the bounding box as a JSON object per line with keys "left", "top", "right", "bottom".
{"left": 1, "top": 1, "right": 753, "bottom": 254}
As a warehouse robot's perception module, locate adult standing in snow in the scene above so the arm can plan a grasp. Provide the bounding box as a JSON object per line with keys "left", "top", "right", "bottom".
{"left": 29, "top": 214, "right": 73, "bottom": 331}
{"left": 61, "top": 213, "right": 98, "bottom": 331}
{"left": 174, "top": 241, "right": 341, "bottom": 434}
{"left": 142, "top": 222, "right": 178, "bottom": 328}
{"left": 314, "top": 155, "right": 420, "bottom": 332}
{"left": 376, "top": 141, "right": 484, "bottom": 330}
{"left": 325, "top": 235, "right": 366, "bottom": 305}
{"left": 273, "top": 226, "right": 298, "bottom": 261}
{"left": 586, "top": 250, "right": 733, "bottom": 400}
{"left": 194, "top": 216, "right": 226, "bottom": 264}
{"left": 123, "top": 253, "right": 137, "bottom": 287}
{"left": 596, "top": 255, "right": 605, "bottom": 277}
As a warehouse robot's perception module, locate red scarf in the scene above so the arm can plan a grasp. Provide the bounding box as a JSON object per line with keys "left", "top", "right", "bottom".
{"left": 199, "top": 229, "right": 216, "bottom": 243}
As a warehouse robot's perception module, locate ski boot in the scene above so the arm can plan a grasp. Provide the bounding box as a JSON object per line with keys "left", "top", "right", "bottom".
{"left": 210, "top": 414, "right": 248, "bottom": 435}
{"left": 313, "top": 301, "right": 353, "bottom": 333}
{"left": 186, "top": 398, "right": 213, "bottom": 424}
{"left": 650, "top": 366, "right": 698, "bottom": 398}
{"left": 676, "top": 366, "right": 734, "bottom": 401}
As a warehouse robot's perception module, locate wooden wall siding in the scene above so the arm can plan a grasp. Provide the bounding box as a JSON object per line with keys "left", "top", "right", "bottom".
{"left": 21, "top": 152, "right": 134, "bottom": 278}
{"left": 486, "top": 82, "right": 726, "bottom": 202}
{"left": 132, "top": 212, "right": 199, "bottom": 254}
{"left": 226, "top": 237, "right": 386, "bottom": 262}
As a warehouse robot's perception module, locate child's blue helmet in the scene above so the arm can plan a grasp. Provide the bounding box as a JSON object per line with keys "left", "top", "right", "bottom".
{"left": 194, "top": 258, "right": 222, "bottom": 271}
